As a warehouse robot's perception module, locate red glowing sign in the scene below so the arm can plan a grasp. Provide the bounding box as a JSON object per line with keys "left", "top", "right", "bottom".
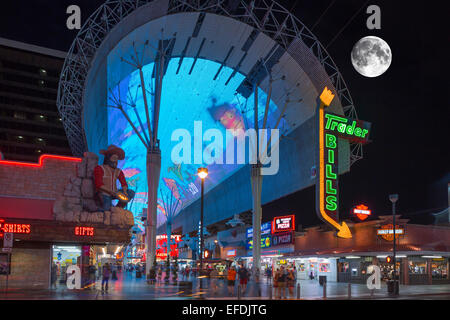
{"left": 156, "top": 234, "right": 181, "bottom": 259}
{"left": 353, "top": 204, "right": 371, "bottom": 221}
{"left": 0, "top": 154, "right": 81, "bottom": 168}
{"left": 272, "top": 215, "right": 295, "bottom": 234}
{"left": 75, "top": 226, "right": 94, "bottom": 236}
{"left": 0, "top": 219, "right": 31, "bottom": 237}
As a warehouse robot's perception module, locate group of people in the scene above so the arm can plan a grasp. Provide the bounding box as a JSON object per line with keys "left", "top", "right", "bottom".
{"left": 272, "top": 266, "right": 296, "bottom": 299}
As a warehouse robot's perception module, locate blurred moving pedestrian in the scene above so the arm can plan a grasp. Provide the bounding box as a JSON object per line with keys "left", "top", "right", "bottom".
{"left": 287, "top": 268, "right": 296, "bottom": 297}
{"left": 51, "top": 262, "right": 57, "bottom": 289}
{"left": 227, "top": 266, "right": 237, "bottom": 296}
{"left": 277, "top": 266, "right": 287, "bottom": 299}
{"left": 101, "top": 263, "right": 111, "bottom": 292}
{"left": 238, "top": 265, "right": 250, "bottom": 294}
{"left": 210, "top": 267, "right": 219, "bottom": 295}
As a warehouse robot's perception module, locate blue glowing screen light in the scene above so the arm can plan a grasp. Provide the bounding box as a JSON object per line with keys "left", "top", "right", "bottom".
{"left": 108, "top": 58, "right": 287, "bottom": 231}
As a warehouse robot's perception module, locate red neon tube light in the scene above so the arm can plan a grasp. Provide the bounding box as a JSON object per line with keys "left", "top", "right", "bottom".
{"left": 0, "top": 154, "right": 82, "bottom": 168}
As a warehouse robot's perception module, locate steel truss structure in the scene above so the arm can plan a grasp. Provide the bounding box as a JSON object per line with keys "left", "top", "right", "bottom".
{"left": 57, "top": 0, "right": 363, "bottom": 165}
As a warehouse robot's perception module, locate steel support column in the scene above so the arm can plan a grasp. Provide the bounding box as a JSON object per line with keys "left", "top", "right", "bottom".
{"left": 251, "top": 163, "right": 263, "bottom": 275}
{"left": 146, "top": 147, "right": 161, "bottom": 278}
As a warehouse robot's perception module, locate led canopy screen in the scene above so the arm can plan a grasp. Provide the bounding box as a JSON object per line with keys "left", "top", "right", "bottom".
{"left": 108, "top": 58, "right": 287, "bottom": 231}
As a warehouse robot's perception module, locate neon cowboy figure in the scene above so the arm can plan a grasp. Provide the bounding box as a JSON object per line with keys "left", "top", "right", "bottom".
{"left": 94, "top": 145, "right": 135, "bottom": 211}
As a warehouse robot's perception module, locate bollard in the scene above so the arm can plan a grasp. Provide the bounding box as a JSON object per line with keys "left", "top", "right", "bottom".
{"left": 269, "top": 284, "right": 272, "bottom": 300}
{"left": 237, "top": 284, "right": 241, "bottom": 300}
{"left": 323, "top": 282, "right": 327, "bottom": 299}
{"left": 296, "top": 283, "right": 300, "bottom": 299}
{"left": 348, "top": 283, "right": 351, "bottom": 299}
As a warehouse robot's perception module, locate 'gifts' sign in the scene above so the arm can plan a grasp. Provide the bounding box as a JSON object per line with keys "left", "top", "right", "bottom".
{"left": 272, "top": 215, "right": 295, "bottom": 234}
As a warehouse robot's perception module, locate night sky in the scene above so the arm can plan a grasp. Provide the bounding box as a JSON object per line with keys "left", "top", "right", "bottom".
{"left": 0, "top": 1, "right": 448, "bottom": 227}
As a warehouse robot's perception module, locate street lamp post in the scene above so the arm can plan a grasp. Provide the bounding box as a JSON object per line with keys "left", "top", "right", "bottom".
{"left": 389, "top": 194, "right": 399, "bottom": 295}
{"left": 197, "top": 168, "right": 208, "bottom": 274}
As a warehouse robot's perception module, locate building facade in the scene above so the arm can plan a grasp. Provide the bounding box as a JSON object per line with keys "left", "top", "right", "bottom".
{"left": 0, "top": 38, "right": 72, "bottom": 162}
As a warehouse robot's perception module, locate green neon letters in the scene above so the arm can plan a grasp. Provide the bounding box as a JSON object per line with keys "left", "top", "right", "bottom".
{"left": 325, "top": 113, "right": 369, "bottom": 139}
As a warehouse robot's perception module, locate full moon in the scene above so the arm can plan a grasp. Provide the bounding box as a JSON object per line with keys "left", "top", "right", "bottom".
{"left": 351, "top": 36, "right": 392, "bottom": 78}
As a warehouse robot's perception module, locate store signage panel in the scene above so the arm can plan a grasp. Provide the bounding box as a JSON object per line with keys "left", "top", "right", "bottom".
{"left": 0, "top": 219, "right": 31, "bottom": 236}
{"left": 377, "top": 224, "right": 405, "bottom": 241}
{"left": 75, "top": 227, "right": 94, "bottom": 236}
{"left": 246, "top": 222, "right": 272, "bottom": 238}
{"left": 247, "top": 235, "right": 271, "bottom": 250}
{"left": 353, "top": 204, "right": 371, "bottom": 221}
{"left": 272, "top": 215, "right": 295, "bottom": 233}
{"left": 272, "top": 231, "right": 293, "bottom": 246}
{"left": 227, "top": 249, "right": 236, "bottom": 257}
{"left": 315, "top": 88, "right": 371, "bottom": 239}
{"left": 156, "top": 234, "right": 182, "bottom": 259}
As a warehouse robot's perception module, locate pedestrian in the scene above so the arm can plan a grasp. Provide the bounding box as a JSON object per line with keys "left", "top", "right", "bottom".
{"left": 238, "top": 265, "right": 249, "bottom": 294}
{"left": 210, "top": 267, "right": 219, "bottom": 295}
{"left": 265, "top": 267, "right": 272, "bottom": 283}
{"left": 287, "top": 269, "right": 296, "bottom": 297}
{"left": 227, "top": 266, "right": 237, "bottom": 296}
{"left": 101, "top": 263, "right": 111, "bottom": 292}
{"left": 157, "top": 266, "right": 163, "bottom": 283}
{"left": 277, "top": 266, "right": 286, "bottom": 299}
{"left": 273, "top": 268, "right": 280, "bottom": 299}
{"left": 51, "top": 262, "right": 57, "bottom": 289}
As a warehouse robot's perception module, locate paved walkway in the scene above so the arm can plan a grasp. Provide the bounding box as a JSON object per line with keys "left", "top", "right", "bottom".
{"left": 0, "top": 271, "right": 449, "bottom": 300}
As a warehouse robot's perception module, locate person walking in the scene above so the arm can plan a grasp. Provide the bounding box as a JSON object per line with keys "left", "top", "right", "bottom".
{"left": 227, "top": 266, "right": 237, "bottom": 296}
{"left": 238, "top": 265, "right": 250, "bottom": 295}
{"left": 277, "top": 266, "right": 287, "bottom": 299}
{"left": 266, "top": 266, "right": 272, "bottom": 284}
{"left": 287, "top": 268, "right": 296, "bottom": 298}
{"left": 101, "top": 263, "right": 111, "bottom": 292}
{"left": 210, "top": 267, "right": 219, "bottom": 295}
{"left": 51, "top": 262, "right": 57, "bottom": 289}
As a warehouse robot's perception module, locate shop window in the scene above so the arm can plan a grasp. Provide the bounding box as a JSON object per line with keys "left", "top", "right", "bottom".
{"left": 431, "top": 259, "right": 448, "bottom": 279}
{"left": 338, "top": 262, "right": 349, "bottom": 273}
{"left": 408, "top": 258, "right": 427, "bottom": 274}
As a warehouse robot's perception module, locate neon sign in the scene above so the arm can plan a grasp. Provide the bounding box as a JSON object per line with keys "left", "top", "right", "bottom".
{"left": 247, "top": 222, "right": 272, "bottom": 238}
{"left": 272, "top": 215, "right": 295, "bottom": 233}
{"left": 0, "top": 154, "right": 81, "bottom": 168}
{"left": 315, "top": 87, "right": 371, "bottom": 239}
{"left": 0, "top": 219, "right": 31, "bottom": 236}
{"left": 156, "top": 234, "right": 181, "bottom": 259}
{"left": 247, "top": 235, "right": 271, "bottom": 250}
{"left": 353, "top": 204, "right": 372, "bottom": 221}
{"left": 74, "top": 227, "right": 94, "bottom": 236}
{"left": 272, "top": 232, "right": 293, "bottom": 246}
{"left": 377, "top": 224, "right": 405, "bottom": 241}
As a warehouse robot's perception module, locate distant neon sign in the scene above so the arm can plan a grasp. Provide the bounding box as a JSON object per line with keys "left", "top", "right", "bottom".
{"left": 156, "top": 234, "right": 181, "bottom": 259}
{"left": 377, "top": 224, "right": 405, "bottom": 241}
{"left": 75, "top": 226, "right": 94, "bottom": 236}
{"left": 247, "top": 222, "right": 272, "bottom": 238}
{"left": 0, "top": 154, "right": 81, "bottom": 168}
{"left": 272, "top": 215, "right": 295, "bottom": 233}
{"left": 353, "top": 204, "right": 371, "bottom": 221}
{"left": 247, "top": 235, "right": 271, "bottom": 250}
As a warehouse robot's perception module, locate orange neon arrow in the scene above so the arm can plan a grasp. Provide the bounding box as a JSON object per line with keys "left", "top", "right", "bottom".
{"left": 318, "top": 87, "right": 352, "bottom": 239}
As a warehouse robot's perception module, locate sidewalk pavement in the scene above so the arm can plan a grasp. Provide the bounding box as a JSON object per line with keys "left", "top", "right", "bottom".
{"left": 1, "top": 272, "right": 449, "bottom": 300}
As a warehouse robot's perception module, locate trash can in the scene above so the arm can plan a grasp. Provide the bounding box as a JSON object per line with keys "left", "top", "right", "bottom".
{"left": 136, "top": 270, "right": 142, "bottom": 278}
{"left": 319, "top": 275, "right": 327, "bottom": 286}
